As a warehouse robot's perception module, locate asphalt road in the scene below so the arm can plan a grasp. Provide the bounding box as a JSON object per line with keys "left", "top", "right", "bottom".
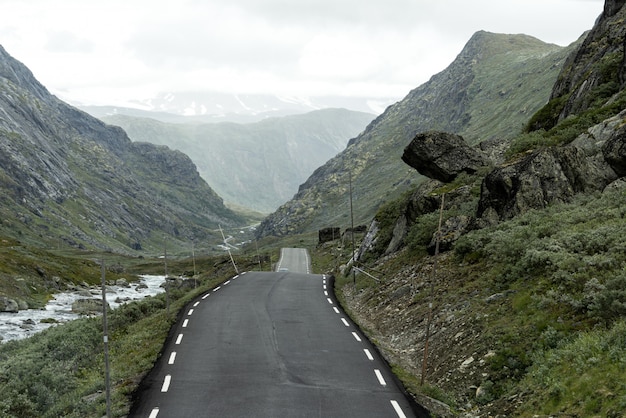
{"left": 129, "top": 249, "right": 422, "bottom": 417}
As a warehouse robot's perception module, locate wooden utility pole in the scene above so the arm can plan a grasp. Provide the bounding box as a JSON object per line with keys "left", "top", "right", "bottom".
{"left": 100, "top": 261, "right": 111, "bottom": 418}
{"left": 421, "top": 193, "right": 445, "bottom": 386}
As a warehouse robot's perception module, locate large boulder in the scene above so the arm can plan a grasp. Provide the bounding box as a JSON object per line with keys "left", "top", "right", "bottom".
{"left": 72, "top": 298, "right": 108, "bottom": 315}
{"left": 0, "top": 296, "right": 19, "bottom": 313}
{"left": 402, "top": 131, "right": 490, "bottom": 183}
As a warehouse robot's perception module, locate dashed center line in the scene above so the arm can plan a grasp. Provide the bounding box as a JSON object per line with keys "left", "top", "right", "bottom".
{"left": 352, "top": 332, "right": 361, "bottom": 342}
{"left": 390, "top": 400, "right": 407, "bottom": 418}
{"left": 202, "top": 293, "right": 210, "bottom": 299}
{"left": 224, "top": 280, "right": 231, "bottom": 285}
{"left": 182, "top": 319, "right": 189, "bottom": 328}
{"left": 341, "top": 318, "right": 350, "bottom": 327}
{"left": 327, "top": 298, "right": 333, "bottom": 305}
{"left": 175, "top": 334, "right": 183, "bottom": 345}
{"left": 161, "top": 375, "right": 172, "bottom": 392}
{"left": 193, "top": 301, "right": 200, "bottom": 307}
{"left": 168, "top": 352, "right": 177, "bottom": 365}
{"left": 333, "top": 307, "right": 340, "bottom": 314}
{"left": 374, "top": 369, "right": 387, "bottom": 386}
{"left": 364, "top": 349, "right": 374, "bottom": 361}
{"left": 187, "top": 308, "right": 194, "bottom": 316}
{"left": 149, "top": 408, "right": 160, "bottom": 418}
{"left": 324, "top": 290, "right": 328, "bottom": 296}
{"left": 213, "top": 286, "right": 221, "bottom": 292}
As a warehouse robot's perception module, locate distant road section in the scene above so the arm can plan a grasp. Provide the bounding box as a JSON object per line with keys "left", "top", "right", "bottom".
{"left": 275, "top": 247, "right": 311, "bottom": 273}
{"left": 129, "top": 250, "right": 423, "bottom": 418}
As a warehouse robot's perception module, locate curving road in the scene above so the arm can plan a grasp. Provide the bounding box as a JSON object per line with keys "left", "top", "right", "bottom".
{"left": 129, "top": 248, "right": 422, "bottom": 417}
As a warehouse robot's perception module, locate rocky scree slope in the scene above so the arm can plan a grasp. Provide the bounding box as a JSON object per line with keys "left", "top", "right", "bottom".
{"left": 0, "top": 45, "right": 243, "bottom": 253}
{"left": 335, "top": 2, "right": 626, "bottom": 416}
{"left": 256, "top": 32, "right": 577, "bottom": 238}
{"left": 102, "top": 108, "right": 374, "bottom": 213}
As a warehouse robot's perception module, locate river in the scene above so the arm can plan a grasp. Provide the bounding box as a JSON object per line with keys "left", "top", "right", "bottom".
{"left": 0, "top": 275, "right": 166, "bottom": 342}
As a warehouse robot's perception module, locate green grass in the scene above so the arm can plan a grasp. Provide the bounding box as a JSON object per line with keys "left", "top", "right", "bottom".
{"left": 0, "top": 253, "right": 248, "bottom": 417}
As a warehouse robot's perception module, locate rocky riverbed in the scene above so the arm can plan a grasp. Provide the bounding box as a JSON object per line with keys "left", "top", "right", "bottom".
{"left": 0, "top": 275, "right": 166, "bottom": 342}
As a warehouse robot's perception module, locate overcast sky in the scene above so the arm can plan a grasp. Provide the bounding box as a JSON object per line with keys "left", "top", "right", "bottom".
{"left": 0, "top": 0, "right": 605, "bottom": 108}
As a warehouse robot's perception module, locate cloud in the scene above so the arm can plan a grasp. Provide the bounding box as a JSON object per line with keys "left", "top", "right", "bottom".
{"left": 0, "top": 0, "right": 606, "bottom": 107}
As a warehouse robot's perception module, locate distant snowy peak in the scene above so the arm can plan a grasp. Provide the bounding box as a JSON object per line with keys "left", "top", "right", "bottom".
{"left": 78, "top": 91, "right": 397, "bottom": 123}
{"left": 133, "top": 91, "right": 397, "bottom": 117}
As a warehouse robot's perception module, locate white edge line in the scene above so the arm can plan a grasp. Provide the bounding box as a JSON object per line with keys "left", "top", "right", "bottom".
{"left": 149, "top": 408, "right": 160, "bottom": 418}
{"left": 168, "top": 352, "right": 177, "bottom": 364}
{"left": 390, "top": 400, "right": 407, "bottom": 418}
{"left": 374, "top": 369, "right": 387, "bottom": 386}
{"left": 161, "top": 375, "right": 172, "bottom": 392}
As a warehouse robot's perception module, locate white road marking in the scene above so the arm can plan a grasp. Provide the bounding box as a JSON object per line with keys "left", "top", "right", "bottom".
{"left": 175, "top": 334, "right": 183, "bottom": 345}
{"left": 364, "top": 349, "right": 374, "bottom": 361}
{"left": 187, "top": 309, "right": 194, "bottom": 316}
{"left": 323, "top": 284, "right": 327, "bottom": 290}
{"left": 168, "top": 352, "right": 177, "bottom": 364}
{"left": 182, "top": 319, "right": 189, "bottom": 328}
{"left": 193, "top": 301, "right": 200, "bottom": 307}
{"left": 352, "top": 332, "right": 361, "bottom": 342}
{"left": 161, "top": 375, "right": 172, "bottom": 392}
{"left": 327, "top": 298, "right": 333, "bottom": 305}
{"left": 149, "top": 408, "right": 160, "bottom": 418}
{"left": 213, "top": 286, "right": 221, "bottom": 292}
{"left": 374, "top": 369, "right": 387, "bottom": 386}
{"left": 324, "top": 291, "right": 328, "bottom": 296}
{"left": 224, "top": 280, "right": 231, "bottom": 285}
{"left": 333, "top": 307, "right": 340, "bottom": 314}
{"left": 391, "top": 400, "right": 407, "bottom": 418}
{"left": 341, "top": 318, "right": 350, "bottom": 327}
{"left": 202, "top": 293, "right": 210, "bottom": 299}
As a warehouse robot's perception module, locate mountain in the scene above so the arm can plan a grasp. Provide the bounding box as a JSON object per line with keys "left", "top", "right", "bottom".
{"left": 101, "top": 109, "right": 374, "bottom": 213}
{"left": 0, "top": 45, "right": 244, "bottom": 253}
{"left": 256, "top": 31, "right": 578, "bottom": 237}
{"left": 79, "top": 92, "right": 396, "bottom": 123}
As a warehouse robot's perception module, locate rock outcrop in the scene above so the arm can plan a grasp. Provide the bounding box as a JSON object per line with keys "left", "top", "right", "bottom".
{"left": 478, "top": 110, "right": 625, "bottom": 223}
{"left": 401, "top": 131, "right": 491, "bottom": 183}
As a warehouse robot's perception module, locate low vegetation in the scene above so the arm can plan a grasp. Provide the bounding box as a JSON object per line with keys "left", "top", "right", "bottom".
{"left": 316, "top": 183, "right": 626, "bottom": 416}
{"left": 0, "top": 251, "right": 261, "bottom": 418}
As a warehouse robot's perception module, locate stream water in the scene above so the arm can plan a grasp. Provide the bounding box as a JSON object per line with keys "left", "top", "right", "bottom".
{"left": 0, "top": 275, "right": 166, "bottom": 342}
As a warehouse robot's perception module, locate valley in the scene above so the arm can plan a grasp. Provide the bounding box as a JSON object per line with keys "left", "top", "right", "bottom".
{"left": 1, "top": 1, "right": 626, "bottom": 417}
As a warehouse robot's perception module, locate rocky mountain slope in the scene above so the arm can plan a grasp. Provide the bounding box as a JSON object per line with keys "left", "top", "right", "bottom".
{"left": 319, "top": 1, "right": 626, "bottom": 416}
{"left": 0, "top": 45, "right": 243, "bottom": 254}
{"left": 256, "top": 31, "right": 578, "bottom": 238}
{"left": 101, "top": 109, "right": 374, "bottom": 213}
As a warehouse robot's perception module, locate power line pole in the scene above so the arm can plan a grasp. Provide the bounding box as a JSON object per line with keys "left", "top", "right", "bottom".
{"left": 100, "top": 260, "right": 111, "bottom": 418}
{"left": 349, "top": 170, "right": 356, "bottom": 287}
{"left": 421, "top": 193, "right": 445, "bottom": 386}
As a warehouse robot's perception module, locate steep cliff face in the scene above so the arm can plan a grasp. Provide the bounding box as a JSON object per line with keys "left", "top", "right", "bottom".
{"left": 257, "top": 32, "right": 575, "bottom": 238}
{"left": 538, "top": 0, "right": 626, "bottom": 127}
{"left": 0, "top": 45, "right": 242, "bottom": 252}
